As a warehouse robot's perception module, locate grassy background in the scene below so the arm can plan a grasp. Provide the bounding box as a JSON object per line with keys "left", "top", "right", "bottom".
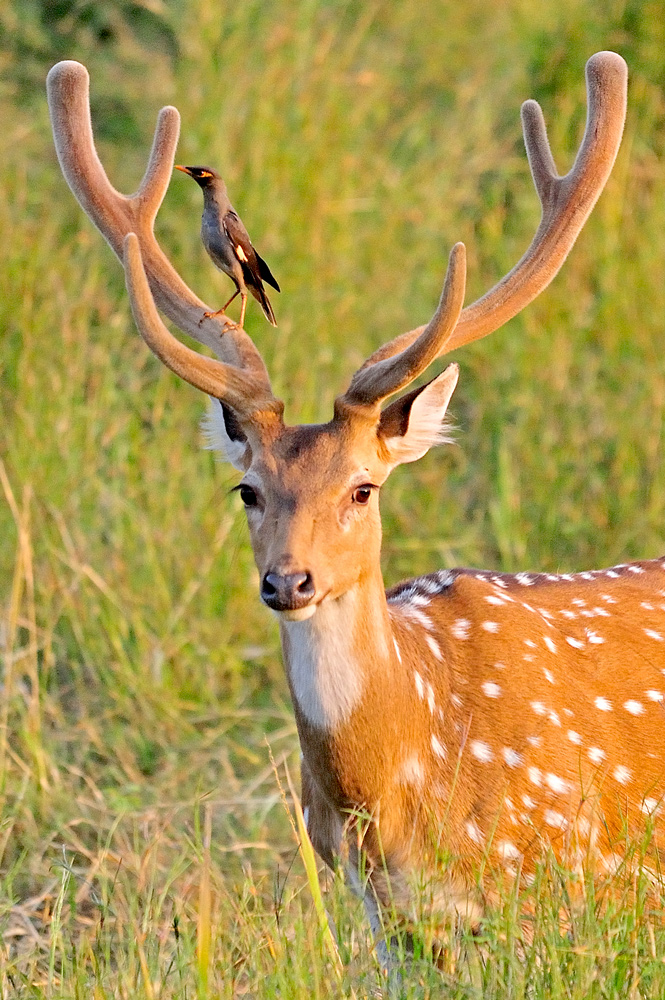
{"left": 2, "top": 0, "right": 665, "bottom": 994}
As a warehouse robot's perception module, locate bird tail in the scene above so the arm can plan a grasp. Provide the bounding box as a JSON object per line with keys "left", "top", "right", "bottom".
{"left": 251, "top": 283, "right": 277, "bottom": 327}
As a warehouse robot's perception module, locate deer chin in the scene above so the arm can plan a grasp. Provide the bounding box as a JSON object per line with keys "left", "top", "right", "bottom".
{"left": 274, "top": 605, "right": 318, "bottom": 622}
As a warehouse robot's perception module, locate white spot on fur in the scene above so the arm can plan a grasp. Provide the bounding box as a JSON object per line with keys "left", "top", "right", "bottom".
{"left": 425, "top": 634, "right": 443, "bottom": 661}
{"left": 502, "top": 748, "right": 523, "bottom": 768}
{"left": 414, "top": 671, "right": 424, "bottom": 699}
{"left": 451, "top": 619, "right": 470, "bottom": 640}
{"left": 482, "top": 621, "right": 500, "bottom": 633}
{"left": 613, "top": 765, "right": 631, "bottom": 785}
{"left": 470, "top": 741, "right": 493, "bottom": 762}
{"left": 566, "top": 636, "right": 585, "bottom": 649}
{"left": 544, "top": 809, "right": 567, "bottom": 830}
{"left": 531, "top": 701, "right": 546, "bottom": 716}
{"left": 567, "top": 730, "right": 582, "bottom": 745}
{"left": 528, "top": 766, "right": 542, "bottom": 786}
{"left": 399, "top": 756, "right": 424, "bottom": 787}
{"left": 399, "top": 605, "right": 434, "bottom": 631}
{"left": 588, "top": 747, "right": 606, "bottom": 765}
{"left": 497, "top": 840, "right": 521, "bottom": 860}
{"left": 644, "top": 629, "right": 664, "bottom": 642}
{"left": 393, "top": 637, "right": 402, "bottom": 662}
{"left": 594, "top": 697, "right": 612, "bottom": 712}
{"left": 624, "top": 700, "right": 644, "bottom": 716}
{"left": 465, "top": 819, "right": 483, "bottom": 844}
{"left": 482, "top": 681, "right": 501, "bottom": 699}
{"left": 545, "top": 773, "right": 570, "bottom": 794}
{"left": 646, "top": 690, "right": 663, "bottom": 702}
{"left": 431, "top": 734, "right": 446, "bottom": 760}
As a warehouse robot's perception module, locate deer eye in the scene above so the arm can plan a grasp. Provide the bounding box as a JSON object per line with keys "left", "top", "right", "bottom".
{"left": 239, "top": 485, "right": 258, "bottom": 507}
{"left": 352, "top": 485, "right": 373, "bottom": 505}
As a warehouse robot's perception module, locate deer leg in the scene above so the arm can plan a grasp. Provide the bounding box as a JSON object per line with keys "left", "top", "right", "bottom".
{"left": 345, "top": 862, "right": 402, "bottom": 991}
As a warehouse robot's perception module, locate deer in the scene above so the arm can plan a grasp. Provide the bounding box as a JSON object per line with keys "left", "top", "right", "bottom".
{"left": 47, "top": 51, "right": 665, "bottom": 972}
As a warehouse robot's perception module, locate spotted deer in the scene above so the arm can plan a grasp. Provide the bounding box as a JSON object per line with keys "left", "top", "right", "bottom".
{"left": 48, "top": 52, "right": 665, "bottom": 962}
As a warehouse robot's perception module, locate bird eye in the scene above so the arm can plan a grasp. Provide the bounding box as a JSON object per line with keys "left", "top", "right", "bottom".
{"left": 239, "top": 485, "right": 258, "bottom": 507}
{"left": 352, "top": 485, "right": 373, "bottom": 505}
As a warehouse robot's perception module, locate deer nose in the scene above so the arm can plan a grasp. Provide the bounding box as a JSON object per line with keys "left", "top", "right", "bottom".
{"left": 261, "top": 571, "right": 316, "bottom": 611}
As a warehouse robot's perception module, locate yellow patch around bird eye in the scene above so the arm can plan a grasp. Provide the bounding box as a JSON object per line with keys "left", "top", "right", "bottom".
{"left": 235, "top": 245, "right": 248, "bottom": 262}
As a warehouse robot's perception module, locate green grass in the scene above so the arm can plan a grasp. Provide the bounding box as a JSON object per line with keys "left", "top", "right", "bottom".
{"left": 3, "top": 0, "right": 665, "bottom": 994}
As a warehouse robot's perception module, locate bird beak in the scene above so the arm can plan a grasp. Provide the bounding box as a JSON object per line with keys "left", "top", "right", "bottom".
{"left": 175, "top": 165, "right": 192, "bottom": 176}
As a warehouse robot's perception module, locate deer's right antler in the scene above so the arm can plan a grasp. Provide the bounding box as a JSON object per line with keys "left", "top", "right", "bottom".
{"left": 46, "top": 60, "right": 280, "bottom": 416}
{"left": 340, "top": 51, "right": 627, "bottom": 409}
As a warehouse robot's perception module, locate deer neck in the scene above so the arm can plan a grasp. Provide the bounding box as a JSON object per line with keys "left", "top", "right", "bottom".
{"left": 278, "top": 569, "right": 395, "bottom": 735}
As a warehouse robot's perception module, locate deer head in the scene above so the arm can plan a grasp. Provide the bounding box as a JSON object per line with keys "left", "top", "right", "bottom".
{"left": 47, "top": 52, "right": 627, "bottom": 624}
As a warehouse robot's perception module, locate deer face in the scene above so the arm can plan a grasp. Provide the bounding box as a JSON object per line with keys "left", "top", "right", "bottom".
{"left": 206, "top": 365, "right": 460, "bottom": 620}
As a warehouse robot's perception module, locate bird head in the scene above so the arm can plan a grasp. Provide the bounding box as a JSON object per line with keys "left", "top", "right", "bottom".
{"left": 175, "top": 165, "right": 224, "bottom": 191}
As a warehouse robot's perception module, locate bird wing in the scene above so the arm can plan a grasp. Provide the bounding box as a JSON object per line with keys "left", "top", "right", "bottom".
{"left": 223, "top": 212, "right": 262, "bottom": 284}
{"left": 223, "top": 211, "right": 279, "bottom": 292}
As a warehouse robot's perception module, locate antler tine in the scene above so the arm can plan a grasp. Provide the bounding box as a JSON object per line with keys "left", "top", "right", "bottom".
{"left": 124, "top": 235, "right": 283, "bottom": 420}
{"left": 46, "top": 60, "right": 273, "bottom": 384}
{"left": 356, "top": 51, "right": 627, "bottom": 373}
{"left": 341, "top": 243, "right": 466, "bottom": 409}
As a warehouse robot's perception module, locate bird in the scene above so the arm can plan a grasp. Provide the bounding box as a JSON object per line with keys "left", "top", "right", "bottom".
{"left": 175, "top": 165, "right": 280, "bottom": 328}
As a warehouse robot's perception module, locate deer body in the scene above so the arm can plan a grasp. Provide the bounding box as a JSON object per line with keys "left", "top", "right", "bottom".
{"left": 45, "top": 48, "right": 665, "bottom": 960}
{"left": 294, "top": 561, "right": 665, "bottom": 920}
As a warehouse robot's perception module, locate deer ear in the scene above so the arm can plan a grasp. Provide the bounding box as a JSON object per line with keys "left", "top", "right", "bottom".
{"left": 201, "top": 398, "right": 251, "bottom": 471}
{"left": 378, "top": 363, "right": 459, "bottom": 466}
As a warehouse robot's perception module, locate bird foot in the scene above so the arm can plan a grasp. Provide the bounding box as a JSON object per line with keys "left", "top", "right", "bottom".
{"left": 199, "top": 309, "right": 237, "bottom": 332}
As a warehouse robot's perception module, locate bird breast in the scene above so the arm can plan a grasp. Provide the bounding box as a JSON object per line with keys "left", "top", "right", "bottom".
{"left": 201, "top": 213, "right": 245, "bottom": 285}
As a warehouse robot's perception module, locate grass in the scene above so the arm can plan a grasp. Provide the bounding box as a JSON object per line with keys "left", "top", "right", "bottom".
{"left": 2, "top": 0, "right": 665, "bottom": 994}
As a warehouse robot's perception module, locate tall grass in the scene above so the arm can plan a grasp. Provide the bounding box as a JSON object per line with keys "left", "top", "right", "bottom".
{"left": 2, "top": 0, "right": 665, "bottom": 994}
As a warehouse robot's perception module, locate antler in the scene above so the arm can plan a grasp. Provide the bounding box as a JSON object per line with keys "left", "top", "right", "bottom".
{"left": 345, "top": 50, "right": 627, "bottom": 398}
{"left": 342, "top": 242, "right": 466, "bottom": 408}
{"left": 46, "top": 59, "right": 279, "bottom": 411}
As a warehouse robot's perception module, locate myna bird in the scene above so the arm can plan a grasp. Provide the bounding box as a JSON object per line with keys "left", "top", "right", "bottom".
{"left": 175, "top": 165, "right": 280, "bottom": 328}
